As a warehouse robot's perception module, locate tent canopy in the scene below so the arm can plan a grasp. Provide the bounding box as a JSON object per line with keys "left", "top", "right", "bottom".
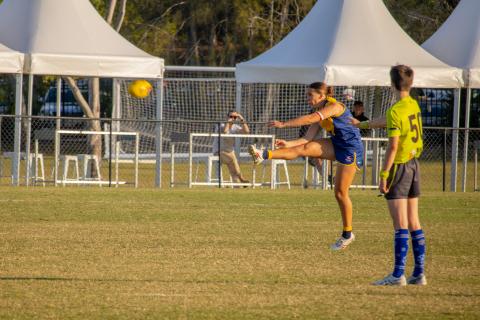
{"left": 0, "top": 0, "right": 163, "bottom": 78}
{"left": 422, "top": 0, "right": 480, "bottom": 88}
{"left": 236, "top": 0, "right": 463, "bottom": 88}
{"left": 0, "top": 43, "right": 24, "bottom": 74}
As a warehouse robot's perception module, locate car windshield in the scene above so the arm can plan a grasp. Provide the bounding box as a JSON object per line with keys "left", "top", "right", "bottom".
{"left": 45, "top": 89, "right": 83, "bottom": 104}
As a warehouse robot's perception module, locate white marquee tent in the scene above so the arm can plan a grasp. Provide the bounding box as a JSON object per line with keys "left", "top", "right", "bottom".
{"left": 236, "top": 0, "right": 463, "bottom": 88}
{"left": 0, "top": 43, "right": 23, "bottom": 74}
{"left": 0, "top": 43, "right": 24, "bottom": 185}
{"left": 0, "top": 0, "right": 163, "bottom": 78}
{"left": 423, "top": 0, "right": 480, "bottom": 89}
{"left": 422, "top": 0, "right": 480, "bottom": 192}
{"left": 0, "top": 0, "right": 165, "bottom": 186}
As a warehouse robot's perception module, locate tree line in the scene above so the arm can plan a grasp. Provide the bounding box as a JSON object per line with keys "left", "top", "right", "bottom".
{"left": 90, "top": 0, "right": 460, "bottom": 66}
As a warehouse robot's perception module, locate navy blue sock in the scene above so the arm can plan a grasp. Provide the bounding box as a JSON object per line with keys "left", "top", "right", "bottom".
{"left": 262, "top": 149, "right": 270, "bottom": 159}
{"left": 411, "top": 229, "right": 426, "bottom": 277}
{"left": 342, "top": 230, "right": 352, "bottom": 239}
{"left": 393, "top": 229, "right": 409, "bottom": 278}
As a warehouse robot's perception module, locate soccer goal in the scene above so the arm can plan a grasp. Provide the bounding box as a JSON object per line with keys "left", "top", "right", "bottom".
{"left": 54, "top": 130, "right": 140, "bottom": 187}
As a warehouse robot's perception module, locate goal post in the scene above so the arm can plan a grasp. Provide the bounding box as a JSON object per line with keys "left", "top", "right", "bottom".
{"left": 54, "top": 130, "right": 139, "bottom": 187}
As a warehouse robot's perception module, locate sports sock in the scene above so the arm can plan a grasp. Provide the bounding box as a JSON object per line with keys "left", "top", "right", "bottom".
{"left": 410, "top": 229, "right": 426, "bottom": 277}
{"left": 262, "top": 149, "right": 272, "bottom": 160}
{"left": 342, "top": 226, "right": 352, "bottom": 239}
{"left": 392, "top": 229, "right": 409, "bottom": 278}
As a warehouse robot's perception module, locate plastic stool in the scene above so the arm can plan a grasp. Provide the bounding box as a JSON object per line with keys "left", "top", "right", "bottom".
{"left": 195, "top": 155, "right": 232, "bottom": 186}
{"left": 60, "top": 155, "right": 80, "bottom": 186}
{"left": 78, "top": 154, "right": 102, "bottom": 181}
{"left": 29, "top": 153, "right": 45, "bottom": 186}
{"left": 262, "top": 159, "right": 290, "bottom": 189}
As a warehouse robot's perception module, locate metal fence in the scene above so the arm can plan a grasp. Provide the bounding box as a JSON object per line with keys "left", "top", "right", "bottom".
{"left": 1, "top": 114, "right": 479, "bottom": 192}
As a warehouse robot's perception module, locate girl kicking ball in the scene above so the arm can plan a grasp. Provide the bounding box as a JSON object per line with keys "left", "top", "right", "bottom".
{"left": 249, "top": 82, "right": 364, "bottom": 251}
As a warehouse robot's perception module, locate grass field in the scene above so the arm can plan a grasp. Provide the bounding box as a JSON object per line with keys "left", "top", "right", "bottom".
{"left": 0, "top": 187, "right": 479, "bottom": 319}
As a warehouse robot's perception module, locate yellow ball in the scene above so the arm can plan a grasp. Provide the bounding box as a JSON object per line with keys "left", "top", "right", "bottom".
{"left": 128, "top": 80, "right": 153, "bottom": 99}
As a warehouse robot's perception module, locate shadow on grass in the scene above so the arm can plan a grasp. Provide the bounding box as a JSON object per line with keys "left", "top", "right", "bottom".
{"left": 0, "top": 276, "right": 158, "bottom": 282}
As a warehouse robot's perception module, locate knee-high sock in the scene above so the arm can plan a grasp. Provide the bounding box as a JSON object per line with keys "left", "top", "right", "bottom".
{"left": 393, "top": 229, "right": 409, "bottom": 278}
{"left": 411, "top": 229, "right": 426, "bottom": 277}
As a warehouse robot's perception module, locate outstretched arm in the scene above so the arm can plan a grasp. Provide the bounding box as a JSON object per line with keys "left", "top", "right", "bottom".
{"left": 270, "top": 102, "right": 344, "bottom": 129}
{"left": 276, "top": 123, "right": 320, "bottom": 148}
{"left": 350, "top": 116, "right": 387, "bottom": 129}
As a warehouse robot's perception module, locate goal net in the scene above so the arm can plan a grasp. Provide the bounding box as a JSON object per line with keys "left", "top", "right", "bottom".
{"left": 116, "top": 67, "right": 396, "bottom": 187}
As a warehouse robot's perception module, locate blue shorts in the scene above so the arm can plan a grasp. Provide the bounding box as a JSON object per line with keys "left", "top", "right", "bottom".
{"left": 332, "top": 142, "right": 364, "bottom": 168}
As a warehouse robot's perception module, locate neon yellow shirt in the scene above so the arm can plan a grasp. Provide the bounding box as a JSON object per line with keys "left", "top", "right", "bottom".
{"left": 386, "top": 96, "right": 423, "bottom": 164}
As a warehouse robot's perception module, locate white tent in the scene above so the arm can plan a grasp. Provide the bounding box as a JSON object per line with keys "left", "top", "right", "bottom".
{"left": 422, "top": 0, "right": 480, "bottom": 192}
{"left": 0, "top": 43, "right": 23, "bottom": 74}
{"left": 0, "top": 43, "right": 24, "bottom": 186}
{"left": 422, "top": 0, "right": 480, "bottom": 89}
{"left": 236, "top": 0, "right": 463, "bottom": 88}
{"left": 0, "top": 0, "right": 165, "bottom": 187}
{"left": 0, "top": 0, "right": 163, "bottom": 78}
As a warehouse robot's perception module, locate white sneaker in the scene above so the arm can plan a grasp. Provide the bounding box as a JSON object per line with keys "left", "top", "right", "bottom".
{"left": 248, "top": 144, "right": 264, "bottom": 165}
{"left": 407, "top": 274, "right": 427, "bottom": 285}
{"left": 330, "top": 233, "right": 355, "bottom": 251}
{"left": 372, "top": 274, "right": 407, "bottom": 286}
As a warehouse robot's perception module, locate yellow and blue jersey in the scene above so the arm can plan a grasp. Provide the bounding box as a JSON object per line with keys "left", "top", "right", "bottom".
{"left": 318, "top": 98, "right": 364, "bottom": 167}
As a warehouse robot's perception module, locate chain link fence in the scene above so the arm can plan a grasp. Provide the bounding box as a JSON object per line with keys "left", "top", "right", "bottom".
{"left": 0, "top": 114, "right": 478, "bottom": 192}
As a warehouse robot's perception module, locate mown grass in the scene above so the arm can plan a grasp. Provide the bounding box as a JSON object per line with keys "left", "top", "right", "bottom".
{"left": 0, "top": 188, "right": 479, "bottom": 319}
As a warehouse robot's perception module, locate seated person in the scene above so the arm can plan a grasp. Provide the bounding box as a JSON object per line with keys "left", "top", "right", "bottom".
{"left": 212, "top": 111, "right": 250, "bottom": 183}
{"left": 352, "top": 101, "right": 370, "bottom": 136}
{"left": 352, "top": 100, "right": 369, "bottom": 122}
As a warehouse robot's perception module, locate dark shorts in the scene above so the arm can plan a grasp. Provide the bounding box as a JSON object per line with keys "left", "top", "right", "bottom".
{"left": 332, "top": 141, "right": 364, "bottom": 168}
{"left": 385, "top": 158, "right": 421, "bottom": 200}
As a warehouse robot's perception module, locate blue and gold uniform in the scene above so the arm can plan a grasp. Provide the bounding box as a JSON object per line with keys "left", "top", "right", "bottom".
{"left": 318, "top": 98, "right": 364, "bottom": 168}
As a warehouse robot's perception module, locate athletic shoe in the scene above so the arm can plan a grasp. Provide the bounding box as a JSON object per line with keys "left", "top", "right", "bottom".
{"left": 372, "top": 274, "right": 407, "bottom": 286}
{"left": 330, "top": 233, "right": 355, "bottom": 251}
{"left": 248, "top": 144, "right": 264, "bottom": 165}
{"left": 407, "top": 274, "right": 427, "bottom": 285}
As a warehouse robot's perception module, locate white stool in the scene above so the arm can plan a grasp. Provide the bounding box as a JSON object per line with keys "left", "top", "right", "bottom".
{"left": 78, "top": 154, "right": 102, "bottom": 181}
{"left": 303, "top": 157, "right": 322, "bottom": 189}
{"left": 59, "top": 155, "right": 80, "bottom": 186}
{"left": 3, "top": 152, "right": 45, "bottom": 186}
{"left": 195, "top": 155, "right": 232, "bottom": 186}
{"left": 262, "top": 159, "right": 290, "bottom": 189}
{"left": 28, "top": 153, "right": 46, "bottom": 186}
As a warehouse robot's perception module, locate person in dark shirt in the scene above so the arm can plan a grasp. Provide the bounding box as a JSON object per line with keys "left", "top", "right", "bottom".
{"left": 352, "top": 101, "right": 369, "bottom": 122}
{"left": 352, "top": 101, "right": 369, "bottom": 136}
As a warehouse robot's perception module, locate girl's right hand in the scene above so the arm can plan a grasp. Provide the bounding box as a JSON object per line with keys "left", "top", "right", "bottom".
{"left": 275, "top": 139, "right": 288, "bottom": 148}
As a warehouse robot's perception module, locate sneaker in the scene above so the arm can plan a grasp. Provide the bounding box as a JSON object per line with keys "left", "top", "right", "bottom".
{"left": 330, "top": 233, "right": 355, "bottom": 251}
{"left": 248, "top": 144, "right": 264, "bottom": 165}
{"left": 407, "top": 274, "right": 427, "bottom": 285}
{"left": 372, "top": 274, "right": 407, "bottom": 286}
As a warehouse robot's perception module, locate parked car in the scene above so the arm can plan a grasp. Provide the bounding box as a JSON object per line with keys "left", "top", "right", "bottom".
{"left": 417, "top": 89, "right": 452, "bottom": 127}
{"left": 39, "top": 86, "right": 86, "bottom": 117}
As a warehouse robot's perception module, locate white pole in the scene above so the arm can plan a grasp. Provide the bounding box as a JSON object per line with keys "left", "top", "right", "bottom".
{"left": 451, "top": 88, "right": 461, "bottom": 192}
{"left": 12, "top": 73, "right": 23, "bottom": 186}
{"left": 155, "top": 78, "right": 164, "bottom": 188}
{"left": 188, "top": 133, "right": 193, "bottom": 188}
{"left": 234, "top": 82, "right": 242, "bottom": 156}
{"left": 56, "top": 77, "right": 62, "bottom": 131}
{"left": 112, "top": 78, "right": 121, "bottom": 131}
{"left": 271, "top": 136, "right": 275, "bottom": 190}
{"left": 54, "top": 130, "right": 59, "bottom": 186}
{"left": 461, "top": 88, "right": 472, "bottom": 192}
{"left": 134, "top": 133, "right": 139, "bottom": 188}
{"left": 25, "top": 74, "right": 34, "bottom": 186}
